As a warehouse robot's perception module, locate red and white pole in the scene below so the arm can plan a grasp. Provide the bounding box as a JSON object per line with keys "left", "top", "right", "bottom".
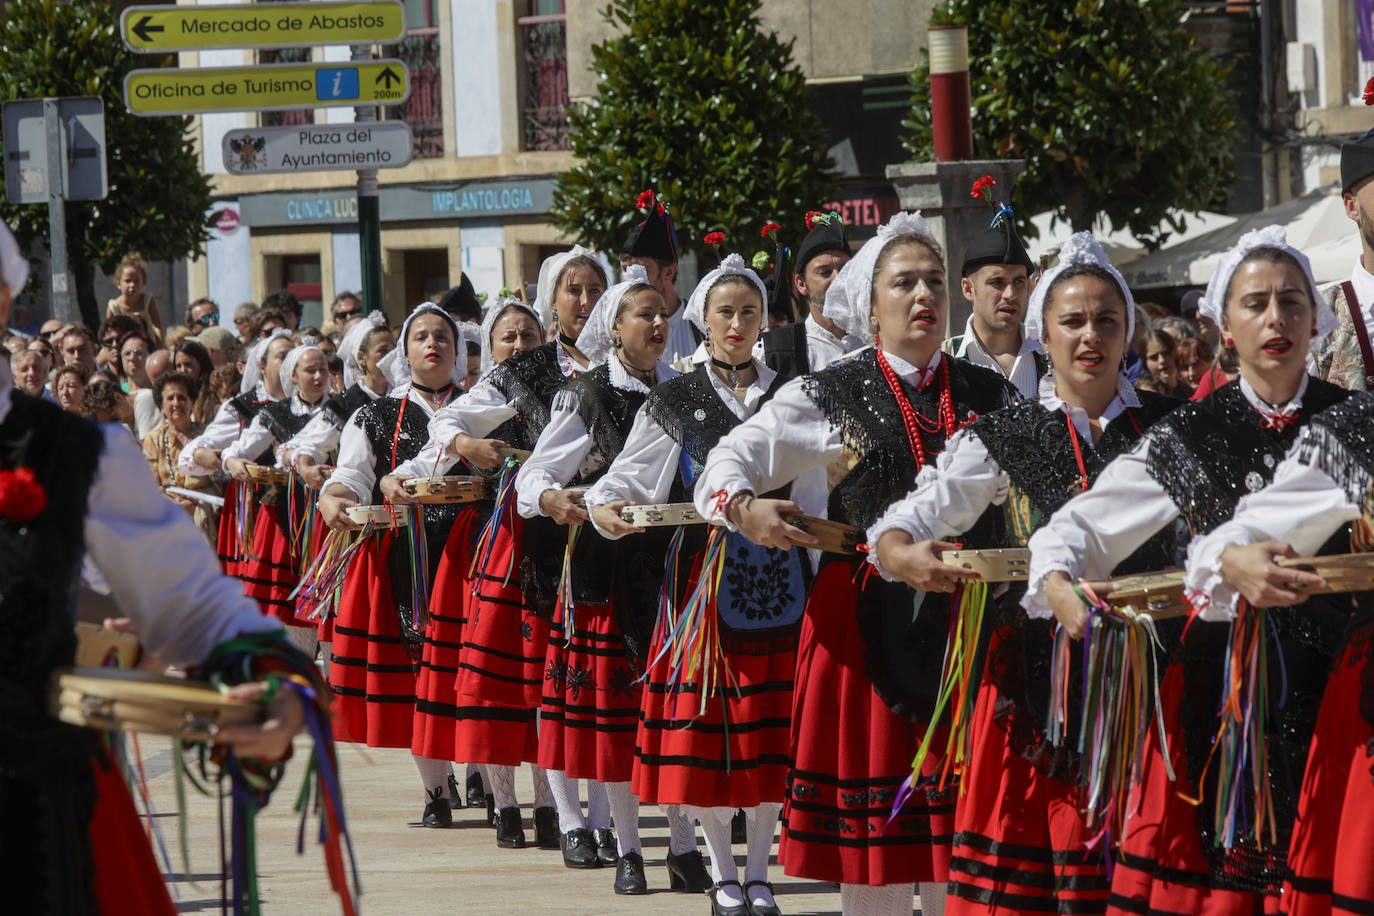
{"left": 929, "top": 26, "right": 973, "bottom": 162}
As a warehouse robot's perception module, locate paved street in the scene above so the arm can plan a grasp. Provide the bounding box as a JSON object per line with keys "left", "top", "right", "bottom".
{"left": 143, "top": 737, "right": 875, "bottom": 915}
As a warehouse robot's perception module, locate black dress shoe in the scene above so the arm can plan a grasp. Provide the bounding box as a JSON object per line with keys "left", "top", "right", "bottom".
{"left": 533, "top": 806, "right": 560, "bottom": 849}
{"left": 465, "top": 771, "right": 485, "bottom": 808}
{"left": 613, "top": 850, "right": 648, "bottom": 895}
{"left": 744, "top": 880, "right": 782, "bottom": 916}
{"left": 731, "top": 808, "right": 747, "bottom": 844}
{"left": 709, "top": 880, "right": 750, "bottom": 916}
{"left": 560, "top": 827, "right": 601, "bottom": 868}
{"left": 485, "top": 792, "right": 497, "bottom": 827}
{"left": 665, "top": 849, "right": 713, "bottom": 893}
{"left": 447, "top": 772, "right": 464, "bottom": 809}
{"left": 496, "top": 806, "right": 527, "bottom": 848}
{"left": 421, "top": 787, "right": 452, "bottom": 828}
{"left": 592, "top": 826, "right": 619, "bottom": 866}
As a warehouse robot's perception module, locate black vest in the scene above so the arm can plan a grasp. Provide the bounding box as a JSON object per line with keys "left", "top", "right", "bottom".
{"left": 486, "top": 342, "right": 569, "bottom": 442}
{"left": 322, "top": 383, "right": 375, "bottom": 429}
{"left": 760, "top": 321, "right": 809, "bottom": 382}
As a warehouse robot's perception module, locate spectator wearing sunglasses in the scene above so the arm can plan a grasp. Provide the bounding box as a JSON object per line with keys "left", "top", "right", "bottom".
{"left": 329, "top": 292, "right": 363, "bottom": 334}
{"left": 187, "top": 297, "right": 219, "bottom": 331}
{"left": 97, "top": 314, "right": 143, "bottom": 372}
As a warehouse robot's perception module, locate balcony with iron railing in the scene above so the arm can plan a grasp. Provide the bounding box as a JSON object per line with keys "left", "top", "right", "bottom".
{"left": 519, "top": 15, "right": 570, "bottom": 151}
{"left": 384, "top": 33, "right": 443, "bottom": 159}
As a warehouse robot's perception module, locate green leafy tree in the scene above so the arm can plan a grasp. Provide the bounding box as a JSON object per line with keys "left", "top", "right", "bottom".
{"left": 903, "top": 0, "right": 1239, "bottom": 249}
{"left": 0, "top": 0, "right": 214, "bottom": 329}
{"left": 554, "top": 0, "right": 834, "bottom": 261}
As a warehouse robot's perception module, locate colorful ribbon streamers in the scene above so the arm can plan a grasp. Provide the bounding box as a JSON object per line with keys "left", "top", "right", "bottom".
{"left": 468, "top": 457, "right": 520, "bottom": 589}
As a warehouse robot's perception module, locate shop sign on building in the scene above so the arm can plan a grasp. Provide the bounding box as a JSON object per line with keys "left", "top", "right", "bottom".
{"left": 238, "top": 178, "right": 559, "bottom": 227}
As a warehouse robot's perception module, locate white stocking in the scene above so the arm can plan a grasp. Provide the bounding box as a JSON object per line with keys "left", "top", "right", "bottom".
{"left": 546, "top": 769, "right": 585, "bottom": 831}
{"left": 586, "top": 778, "right": 611, "bottom": 830}
{"left": 839, "top": 883, "right": 915, "bottom": 916}
{"left": 743, "top": 802, "right": 781, "bottom": 909}
{"left": 466, "top": 761, "right": 481, "bottom": 782}
{"left": 917, "top": 882, "right": 946, "bottom": 916}
{"left": 317, "top": 639, "right": 332, "bottom": 677}
{"left": 531, "top": 763, "right": 553, "bottom": 809}
{"left": 604, "top": 781, "right": 641, "bottom": 856}
{"left": 686, "top": 805, "right": 742, "bottom": 906}
{"left": 413, "top": 755, "right": 450, "bottom": 802}
{"left": 487, "top": 764, "right": 517, "bottom": 810}
{"left": 664, "top": 803, "right": 699, "bottom": 854}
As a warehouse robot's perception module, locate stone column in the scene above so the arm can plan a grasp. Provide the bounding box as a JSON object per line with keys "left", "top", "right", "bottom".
{"left": 886, "top": 159, "right": 1027, "bottom": 335}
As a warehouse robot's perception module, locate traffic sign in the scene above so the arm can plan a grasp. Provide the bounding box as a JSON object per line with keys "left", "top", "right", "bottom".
{"left": 222, "top": 122, "right": 413, "bottom": 175}
{"left": 120, "top": 1, "right": 405, "bottom": 53}
{"left": 123, "top": 60, "right": 409, "bottom": 117}
{"left": 3, "top": 97, "right": 107, "bottom": 204}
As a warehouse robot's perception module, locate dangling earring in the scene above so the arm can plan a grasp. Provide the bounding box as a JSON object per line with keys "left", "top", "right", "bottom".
{"left": 612, "top": 335, "right": 622, "bottom": 349}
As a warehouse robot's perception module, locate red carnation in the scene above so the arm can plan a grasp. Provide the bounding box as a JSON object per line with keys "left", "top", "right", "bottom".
{"left": 0, "top": 467, "right": 46, "bottom": 521}
{"left": 760, "top": 222, "right": 782, "bottom": 238}
{"left": 804, "top": 210, "right": 825, "bottom": 230}
{"left": 635, "top": 189, "right": 656, "bottom": 209}
{"left": 971, "top": 175, "right": 997, "bottom": 200}
{"left": 1364, "top": 77, "right": 1374, "bottom": 106}
{"left": 703, "top": 231, "right": 727, "bottom": 246}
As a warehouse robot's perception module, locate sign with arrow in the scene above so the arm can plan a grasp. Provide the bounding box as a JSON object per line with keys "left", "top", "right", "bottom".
{"left": 120, "top": 1, "right": 405, "bottom": 53}
{"left": 124, "top": 60, "right": 409, "bottom": 117}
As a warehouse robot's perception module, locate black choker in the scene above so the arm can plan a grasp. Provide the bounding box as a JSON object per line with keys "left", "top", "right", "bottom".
{"left": 618, "top": 357, "right": 655, "bottom": 385}
{"left": 710, "top": 355, "right": 753, "bottom": 387}
{"left": 558, "top": 332, "right": 580, "bottom": 350}
{"left": 411, "top": 379, "right": 453, "bottom": 396}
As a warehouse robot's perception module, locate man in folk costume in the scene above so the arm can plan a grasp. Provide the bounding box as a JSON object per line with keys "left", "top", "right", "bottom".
{"left": 620, "top": 189, "right": 698, "bottom": 364}
{"left": 1315, "top": 123, "right": 1374, "bottom": 390}
{"left": 943, "top": 180, "right": 1043, "bottom": 399}
{"left": 761, "top": 210, "right": 860, "bottom": 379}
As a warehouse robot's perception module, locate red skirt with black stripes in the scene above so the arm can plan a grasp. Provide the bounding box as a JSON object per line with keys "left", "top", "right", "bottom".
{"left": 328, "top": 531, "right": 420, "bottom": 748}
{"left": 215, "top": 479, "right": 244, "bottom": 577}
{"left": 238, "top": 496, "right": 304, "bottom": 626}
{"left": 1282, "top": 624, "right": 1374, "bottom": 916}
{"left": 537, "top": 599, "right": 643, "bottom": 783}
{"left": 780, "top": 561, "right": 954, "bottom": 886}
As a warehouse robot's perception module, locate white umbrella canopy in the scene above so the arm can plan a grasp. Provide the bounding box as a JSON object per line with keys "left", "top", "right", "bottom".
{"left": 1026, "top": 209, "right": 1237, "bottom": 270}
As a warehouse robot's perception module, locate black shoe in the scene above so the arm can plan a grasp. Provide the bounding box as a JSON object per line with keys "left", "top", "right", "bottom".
{"left": 744, "top": 880, "right": 782, "bottom": 916}
{"left": 485, "top": 792, "right": 497, "bottom": 827}
{"left": 592, "top": 826, "right": 619, "bottom": 866}
{"left": 613, "top": 850, "right": 648, "bottom": 895}
{"left": 709, "top": 880, "right": 750, "bottom": 916}
{"left": 447, "top": 772, "right": 464, "bottom": 810}
{"left": 496, "top": 806, "right": 527, "bottom": 848}
{"left": 421, "top": 786, "right": 452, "bottom": 828}
{"left": 465, "top": 771, "right": 485, "bottom": 808}
{"left": 534, "top": 806, "right": 560, "bottom": 849}
{"left": 665, "top": 849, "right": 713, "bottom": 893}
{"left": 560, "top": 827, "right": 601, "bottom": 868}
{"left": 732, "top": 808, "right": 747, "bottom": 844}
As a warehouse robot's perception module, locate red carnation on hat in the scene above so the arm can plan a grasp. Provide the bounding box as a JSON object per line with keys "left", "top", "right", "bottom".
{"left": 635, "top": 189, "right": 656, "bottom": 210}
{"left": 0, "top": 467, "right": 46, "bottom": 521}
{"left": 804, "top": 210, "right": 826, "bottom": 231}
{"left": 1364, "top": 77, "right": 1374, "bottom": 106}
{"left": 971, "top": 175, "right": 997, "bottom": 200}
{"left": 703, "top": 231, "right": 727, "bottom": 246}
{"left": 760, "top": 222, "right": 781, "bottom": 238}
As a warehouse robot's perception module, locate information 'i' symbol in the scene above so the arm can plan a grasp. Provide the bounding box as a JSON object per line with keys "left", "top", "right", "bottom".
{"left": 332, "top": 72, "right": 343, "bottom": 97}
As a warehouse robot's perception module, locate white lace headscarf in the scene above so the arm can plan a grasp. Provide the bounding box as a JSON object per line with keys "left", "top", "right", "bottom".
{"left": 0, "top": 220, "right": 27, "bottom": 294}
{"left": 339, "top": 310, "right": 386, "bottom": 389}
{"left": 377, "top": 302, "right": 469, "bottom": 393}
{"left": 575, "top": 265, "right": 653, "bottom": 365}
{"left": 683, "top": 252, "right": 769, "bottom": 337}
{"left": 240, "top": 327, "right": 293, "bottom": 395}
{"left": 533, "top": 244, "right": 598, "bottom": 330}
{"left": 823, "top": 211, "right": 939, "bottom": 340}
{"left": 479, "top": 297, "right": 543, "bottom": 372}
{"left": 279, "top": 344, "right": 325, "bottom": 402}
{"left": 1199, "top": 224, "right": 1337, "bottom": 355}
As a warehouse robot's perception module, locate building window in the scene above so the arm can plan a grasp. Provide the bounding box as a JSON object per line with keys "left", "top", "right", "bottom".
{"left": 383, "top": 0, "right": 442, "bottom": 158}
{"left": 259, "top": 47, "right": 314, "bottom": 127}
{"left": 518, "top": 0, "right": 570, "bottom": 151}
{"left": 281, "top": 254, "right": 324, "bottom": 329}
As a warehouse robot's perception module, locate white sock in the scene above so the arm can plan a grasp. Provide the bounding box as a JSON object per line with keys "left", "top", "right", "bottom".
{"left": 664, "top": 803, "right": 699, "bottom": 854}
{"left": 546, "top": 769, "right": 585, "bottom": 831}
{"left": 487, "top": 764, "right": 517, "bottom": 810}
{"left": 686, "top": 806, "right": 741, "bottom": 906}
{"left": 531, "top": 763, "right": 553, "bottom": 810}
{"left": 743, "top": 802, "right": 781, "bottom": 908}
{"left": 317, "top": 639, "right": 331, "bottom": 677}
{"left": 586, "top": 779, "right": 611, "bottom": 830}
{"left": 413, "top": 754, "right": 450, "bottom": 801}
{"left": 917, "top": 882, "right": 946, "bottom": 916}
{"left": 285, "top": 625, "right": 318, "bottom": 661}
{"left": 839, "top": 883, "right": 915, "bottom": 916}
{"left": 466, "top": 761, "right": 481, "bottom": 782}
{"left": 604, "top": 781, "right": 641, "bottom": 856}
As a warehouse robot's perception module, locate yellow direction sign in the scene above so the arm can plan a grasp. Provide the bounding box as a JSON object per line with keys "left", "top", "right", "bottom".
{"left": 124, "top": 61, "right": 409, "bottom": 117}
{"left": 120, "top": 1, "right": 405, "bottom": 53}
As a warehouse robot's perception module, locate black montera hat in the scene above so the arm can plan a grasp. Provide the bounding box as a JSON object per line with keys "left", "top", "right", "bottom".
{"left": 961, "top": 210, "right": 1035, "bottom": 276}
{"left": 794, "top": 210, "right": 851, "bottom": 274}
{"left": 1342, "top": 128, "right": 1374, "bottom": 195}
{"left": 621, "top": 189, "right": 680, "bottom": 262}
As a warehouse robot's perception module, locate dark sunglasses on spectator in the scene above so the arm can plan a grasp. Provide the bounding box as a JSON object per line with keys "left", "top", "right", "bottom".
{"left": 191, "top": 311, "right": 219, "bottom": 328}
{"left": 102, "top": 336, "right": 120, "bottom": 348}
{"left": 333, "top": 307, "right": 361, "bottom": 322}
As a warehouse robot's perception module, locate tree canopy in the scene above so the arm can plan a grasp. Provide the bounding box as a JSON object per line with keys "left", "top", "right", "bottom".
{"left": 0, "top": 0, "right": 214, "bottom": 328}
{"left": 553, "top": 0, "right": 835, "bottom": 262}
{"left": 902, "top": 0, "right": 1239, "bottom": 249}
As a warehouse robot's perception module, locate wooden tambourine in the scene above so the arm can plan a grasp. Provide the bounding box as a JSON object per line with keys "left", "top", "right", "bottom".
{"left": 245, "top": 463, "right": 290, "bottom": 487}
{"left": 1101, "top": 570, "right": 1189, "bottom": 619}
{"left": 1276, "top": 552, "right": 1374, "bottom": 593}
{"left": 51, "top": 667, "right": 261, "bottom": 742}
{"left": 497, "top": 447, "right": 531, "bottom": 463}
{"left": 402, "top": 475, "right": 491, "bottom": 505}
{"left": 73, "top": 622, "right": 141, "bottom": 669}
{"left": 942, "top": 548, "right": 1030, "bottom": 582}
{"left": 620, "top": 502, "right": 702, "bottom": 527}
{"left": 781, "top": 512, "right": 865, "bottom": 555}
{"left": 345, "top": 504, "right": 410, "bottom": 528}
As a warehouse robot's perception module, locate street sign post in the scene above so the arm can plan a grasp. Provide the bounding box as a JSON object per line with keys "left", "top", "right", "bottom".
{"left": 120, "top": 1, "right": 405, "bottom": 53}
{"left": 222, "top": 121, "right": 413, "bottom": 176}
{"left": 123, "top": 60, "right": 409, "bottom": 117}
{"left": 2, "top": 97, "right": 107, "bottom": 323}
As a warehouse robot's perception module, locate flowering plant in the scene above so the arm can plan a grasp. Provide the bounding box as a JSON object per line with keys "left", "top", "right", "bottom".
{"left": 970, "top": 175, "right": 997, "bottom": 200}
{"left": 703, "top": 231, "right": 727, "bottom": 246}
{"left": 635, "top": 188, "right": 666, "bottom": 215}
{"left": 0, "top": 466, "right": 46, "bottom": 521}
{"left": 759, "top": 222, "right": 781, "bottom": 238}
